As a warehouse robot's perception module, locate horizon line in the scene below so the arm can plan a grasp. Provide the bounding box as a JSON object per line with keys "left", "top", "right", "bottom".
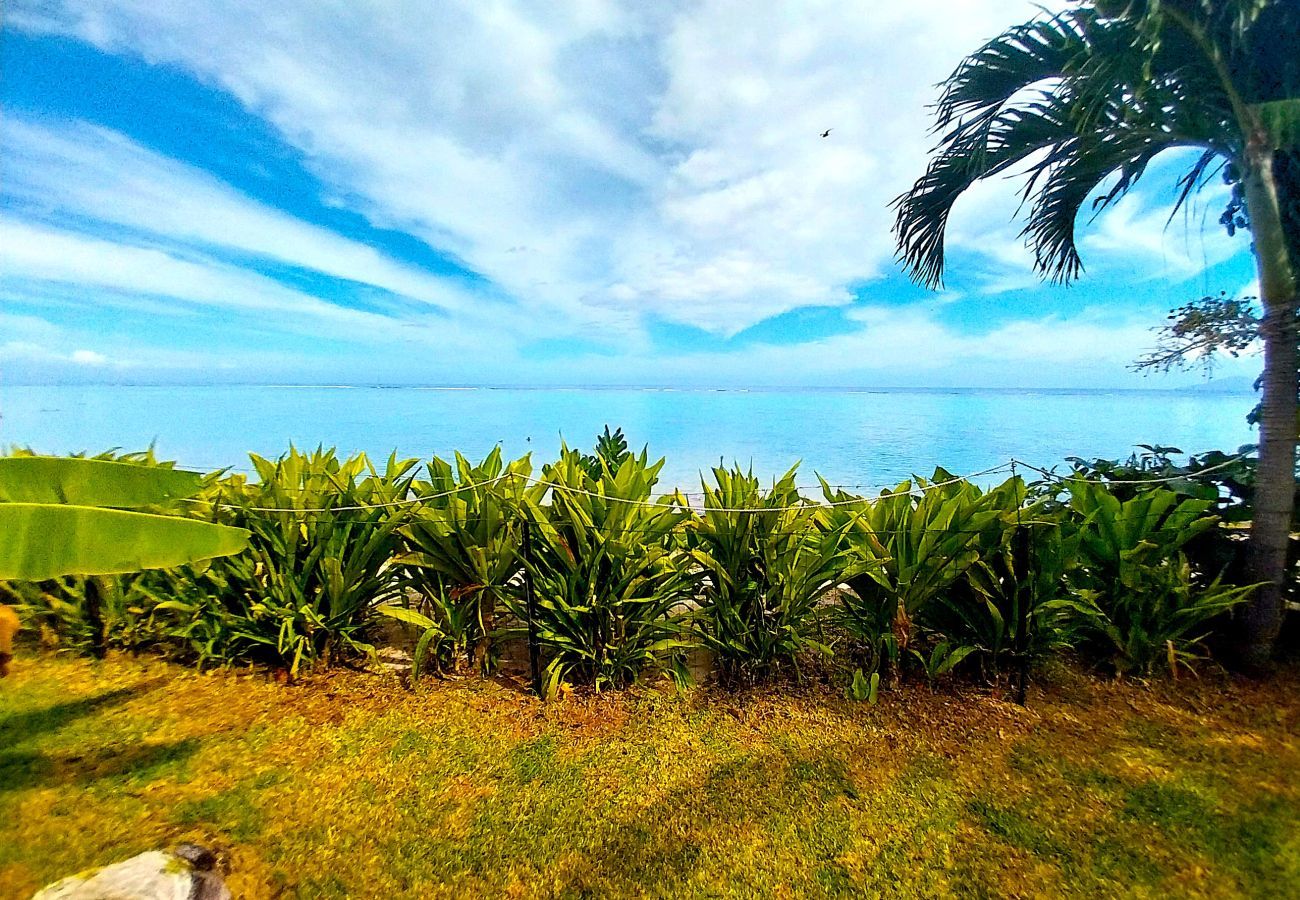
{"left": 1, "top": 380, "right": 1256, "bottom": 394}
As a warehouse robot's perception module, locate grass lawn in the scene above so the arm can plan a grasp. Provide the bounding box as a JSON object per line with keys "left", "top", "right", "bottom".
{"left": 2, "top": 653, "right": 1298, "bottom": 898}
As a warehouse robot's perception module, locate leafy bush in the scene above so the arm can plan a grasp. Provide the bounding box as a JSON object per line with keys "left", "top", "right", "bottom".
{"left": 1063, "top": 444, "right": 1282, "bottom": 523}
{"left": 689, "top": 465, "right": 850, "bottom": 683}
{"left": 396, "top": 448, "right": 538, "bottom": 674}
{"left": 821, "top": 470, "right": 1003, "bottom": 679}
{"left": 579, "top": 426, "right": 633, "bottom": 480}
{"left": 0, "top": 447, "right": 242, "bottom": 658}
{"left": 1063, "top": 445, "right": 1298, "bottom": 615}
{"left": 1063, "top": 482, "right": 1256, "bottom": 675}
{"left": 3, "top": 440, "right": 1267, "bottom": 689}
{"left": 180, "top": 448, "right": 419, "bottom": 675}
{"left": 513, "top": 447, "right": 695, "bottom": 692}
{"left": 925, "top": 479, "right": 1081, "bottom": 680}
{"left": 1, "top": 573, "right": 170, "bottom": 654}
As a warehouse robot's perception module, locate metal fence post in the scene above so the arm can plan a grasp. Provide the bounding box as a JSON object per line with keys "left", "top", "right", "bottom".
{"left": 1011, "top": 461, "right": 1032, "bottom": 706}
{"left": 522, "top": 516, "right": 542, "bottom": 697}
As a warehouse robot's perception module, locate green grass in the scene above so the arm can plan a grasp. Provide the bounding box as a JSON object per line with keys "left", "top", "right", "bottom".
{"left": 2, "top": 654, "right": 1298, "bottom": 898}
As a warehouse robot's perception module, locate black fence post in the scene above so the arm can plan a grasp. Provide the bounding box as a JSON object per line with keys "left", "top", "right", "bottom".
{"left": 522, "top": 516, "right": 542, "bottom": 697}
{"left": 1011, "top": 462, "right": 1031, "bottom": 706}
{"left": 1014, "top": 522, "right": 1033, "bottom": 706}
{"left": 84, "top": 576, "right": 107, "bottom": 661}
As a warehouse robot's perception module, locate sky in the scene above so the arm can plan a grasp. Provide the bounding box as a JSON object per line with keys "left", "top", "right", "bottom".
{"left": 0, "top": 0, "right": 1264, "bottom": 389}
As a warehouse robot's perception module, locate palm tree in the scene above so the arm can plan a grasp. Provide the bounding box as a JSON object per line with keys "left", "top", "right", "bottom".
{"left": 894, "top": 0, "right": 1298, "bottom": 669}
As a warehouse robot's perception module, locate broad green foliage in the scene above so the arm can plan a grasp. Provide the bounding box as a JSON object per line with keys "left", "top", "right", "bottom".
{"left": 1064, "top": 444, "right": 1284, "bottom": 519}
{"left": 0, "top": 505, "right": 248, "bottom": 582}
{"left": 0, "top": 455, "right": 247, "bottom": 581}
{"left": 2, "top": 572, "right": 173, "bottom": 654}
{"left": 374, "top": 603, "right": 446, "bottom": 680}
{"left": 0, "top": 455, "right": 205, "bottom": 506}
{"left": 689, "top": 465, "right": 851, "bottom": 683}
{"left": 579, "top": 426, "right": 633, "bottom": 480}
{"left": 1061, "top": 445, "right": 1300, "bottom": 611}
{"left": 5, "top": 441, "right": 1267, "bottom": 686}
{"left": 847, "top": 667, "right": 880, "bottom": 703}
{"left": 513, "top": 447, "right": 695, "bottom": 691}
{"left": 1064, "top": 481, "right": 1256, "bottom": 674}
{"left": 821, "top": 470, "right": 1004, "bottom": 676}
{"left": 184, "top": 448, "right": 419, "bottom": 674}
{"left": 398, "top": 448, "right": 539, "bottom": 673}
{"left": 929, "top": 480, "right": 1083, "bottom": 678}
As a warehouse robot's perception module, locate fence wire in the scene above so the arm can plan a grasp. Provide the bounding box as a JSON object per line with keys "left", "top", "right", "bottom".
{"left": 180, "top": 453, "right": 1249, "bottom": 519}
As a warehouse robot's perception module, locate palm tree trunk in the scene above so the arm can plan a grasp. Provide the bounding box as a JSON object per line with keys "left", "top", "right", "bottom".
{"left": 1240, "top": 144, "right": 1299, "bottom": 671}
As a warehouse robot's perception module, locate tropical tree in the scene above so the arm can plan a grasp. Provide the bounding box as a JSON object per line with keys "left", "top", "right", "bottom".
{"left": 893, "top": 0, "right": 1298, "bottom": 668}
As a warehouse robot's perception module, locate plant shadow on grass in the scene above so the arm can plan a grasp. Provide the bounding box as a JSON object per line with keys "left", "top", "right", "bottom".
{"left": 0, "top": 738, "right": 201, "bottom": 794}
{"left": 0, "top": 682, "right": 163, "bottom": 748}
{"left": 549, "top": 741, "right": 899, "bottom": 896}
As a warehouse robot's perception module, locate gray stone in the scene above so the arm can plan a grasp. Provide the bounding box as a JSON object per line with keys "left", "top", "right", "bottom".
{"left": 376, "top": 645, "right": 414, "bottom": 678}
{"left": 33, "top": 846, "right": 230, "bottom": 900}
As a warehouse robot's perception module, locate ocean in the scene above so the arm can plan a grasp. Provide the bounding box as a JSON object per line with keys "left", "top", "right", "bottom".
{"left": 0, "top": 384, "right": 1258, "bottom": 492}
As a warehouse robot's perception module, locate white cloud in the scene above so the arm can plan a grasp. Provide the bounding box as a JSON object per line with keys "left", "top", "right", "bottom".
{"left": 0, "top": 311, "right": 337, "bottom": 379}
{"left": 69, "top": 349, "right": 109, "bottom": 365}
{"left": 0, "top": 315, "right": 119, "bottom": 368}
{"left": 3, "top": 120, "right": 499, "bottom": 318}
{"left": 5, "top": 0, "right": 1252, "bottom": 388}
{"left": 10, "top": 0, "right": 1068, "bottom": 336}
{"left": 510, "top": 303, "right": 1243, "bottom": 389}
{"left": 0, "top": 217, "right": 497, "bottom": 353}
{"left": 1081, "top": 186, "right": 1240, "bottom": 281}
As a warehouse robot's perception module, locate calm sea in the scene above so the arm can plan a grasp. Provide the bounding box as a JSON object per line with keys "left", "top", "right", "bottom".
{"left": 0, "top": 385, "right": 1258, "bottom": 492}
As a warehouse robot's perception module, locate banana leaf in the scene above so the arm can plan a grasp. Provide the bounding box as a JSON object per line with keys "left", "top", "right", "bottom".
{"left": 0, "top": 503, "right": 249, "bottom": 580}
{"left": 0, "top": 456, "right": 204, "bottom": 507}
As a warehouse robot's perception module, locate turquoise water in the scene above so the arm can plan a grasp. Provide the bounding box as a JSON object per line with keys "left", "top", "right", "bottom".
{"left": 0, "top": 385, "right": 1257, "bottom": 491}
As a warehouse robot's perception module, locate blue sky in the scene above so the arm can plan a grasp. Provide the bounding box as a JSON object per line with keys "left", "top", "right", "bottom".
{"left": 0, "top": 0, "right": 1262, "bottom": 388}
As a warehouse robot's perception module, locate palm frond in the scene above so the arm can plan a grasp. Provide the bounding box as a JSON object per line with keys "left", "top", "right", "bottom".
{"left": 1025, "top": 127, "right": 1172, "bottom": 281}
{"left": 934, "top": 12, "right": 1090, "bottom": 131}
{"left": 894, "top": 1, "right": 1247, "bottom": 290}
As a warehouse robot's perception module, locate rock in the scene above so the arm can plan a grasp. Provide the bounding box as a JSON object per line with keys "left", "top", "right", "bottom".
{"left": 376, "top": 646, "right": 414, "bottom": 678}
{"left": 0, "top": 604, "right": 20, "bottom": 678}
{"left": 171, "top": 844, "right": 218, "bottom": 872}
{"left": 33, "top": 845, "right": 230, "bottom": 900}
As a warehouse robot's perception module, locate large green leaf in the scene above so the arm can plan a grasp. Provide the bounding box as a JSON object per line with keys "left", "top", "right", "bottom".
{"left": 0, "top": 456, "right": 204, "bottom": 507}
{"left": 0, "top": 503, "right": 249, "bottom": 580}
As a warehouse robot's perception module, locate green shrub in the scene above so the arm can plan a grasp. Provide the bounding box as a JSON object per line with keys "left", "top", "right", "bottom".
{"left": 2, "top": 573, "right": 170, "bottom": 654}
{"left": 178, "top": 448, "right": 419, "bottom": 675}
{"left": 395, "top": 448, "right": 538, "bottom": 674}
{"left": 1063, "top": 482, "right": 1256, "bottom": 675}
{"left": 579, "top": 426, "right": 633, "bottom": 480}
{"left": 689, "top": 465, "right": 851, "bottom": 683}
{"left": 924, "top": 479, "right": 1081, "bottom": 679}
{"left": 4, "top": 440, "right": 1267, "bottom": 688}
{"left": 0, "top": 447, "right": 236, "bottom": 658}
{"left": 1064, "top": 444, "right": 1297, "bottom": 526}
{"left": 821, "top": 470, "right": 1003, "bottom": 679}
{"left": 512, "top": 447, "right": 696, "bottom": 692}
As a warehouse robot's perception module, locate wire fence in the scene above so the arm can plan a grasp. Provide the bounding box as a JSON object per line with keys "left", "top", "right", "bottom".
{"left": 180, "top": 453, "right": 1251, "bottom": 520}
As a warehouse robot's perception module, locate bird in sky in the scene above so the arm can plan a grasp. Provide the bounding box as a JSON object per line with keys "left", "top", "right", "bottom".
{"left": 820, "top": 129, "right": 832, "bottom": 138}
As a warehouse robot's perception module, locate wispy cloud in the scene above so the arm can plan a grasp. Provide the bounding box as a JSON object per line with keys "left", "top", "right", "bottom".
{"left": 11, "top": 1, "right": 1062, "bottom": 331}
{"left": 2, "top": 120, "right": 515, "bottom": 320}
{"left": 3, "top": 0, "right": 1255, "bottom": 386}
